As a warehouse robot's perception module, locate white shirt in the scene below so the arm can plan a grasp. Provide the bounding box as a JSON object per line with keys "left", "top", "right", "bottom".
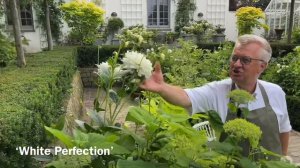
{"left": 184, "top": 78, "right": 292, "bottom": 133}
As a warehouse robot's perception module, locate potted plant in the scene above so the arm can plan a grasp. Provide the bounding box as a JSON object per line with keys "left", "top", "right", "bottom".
{"left": 106, "top": 17, "right": 124, "bottom": 45}
{"left": 274, "top": 28, "right": 284, "bottom": 40}
{"left": 213, "top": 24, "right": 226, "bottom": 43}
{"left": 165, "top": 32, "right": 179, "bottom": 44}
{"left": 215, "top": 24, "right": 226, "bottom": 34}
{"left": 182, "top": 20, "right": 213, "bottom": 43}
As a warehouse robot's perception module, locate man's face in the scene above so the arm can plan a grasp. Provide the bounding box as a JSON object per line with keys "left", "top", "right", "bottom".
{"left": 229, "top": 43, "right": 267, "bottom": 86}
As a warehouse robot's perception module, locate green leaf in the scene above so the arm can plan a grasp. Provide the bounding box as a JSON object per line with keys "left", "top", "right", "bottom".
{"left": 115, "top": 134, "right": 136, "bottom": 151}
{"left": 158, "top": 109, "right": 189, "bottom": 123}
{"left": 44, "top": 126, "right": 74, "bottom": 148}
{"left": 109, "top": 89, "right": 120, "bottom": 104}
{"left": 239, "top": 157, "right": 259, "bottom": 168}
{"left": 208, "top": 141, "right": 241, "bottom": 155}
{"left": 94, "top": 98, "right": 105, "bottom": 112}
{"left": 260, "top": 160, "right": 297, "bottom": 168}
{"left": 73, "top": 129, "right": 88, "bottom": 147}
{"left": 87, "top": 110, "right": 105, "bottom": 127}
{"left": 117, "top": 160, "right": 168, "bottom": 168}
{"left": 87, "top": 133, "right": 131, "bottom": 154}
{"left": 51, "top": 114, "right": 66, "bottom": 130}
{"left": 125, "top": 106, "right": 159, "bottom": 133}
{"left": 122, "top": 128, "right": 147, "bottom": 147}
{"left": 207, "top": 110, "right": 224, "bottom": 133}
{"left": 100, "top": 126, "right": 122, "bottom": 133}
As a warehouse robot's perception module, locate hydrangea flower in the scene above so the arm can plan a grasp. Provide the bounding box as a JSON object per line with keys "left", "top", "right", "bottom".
{"left": 227, "top": 89, "right": 255, "bottom": 105}
{"left": 224, "top": 118, "right": 262, "bottom": 148}
{"left": 122, "top": 51, "right": 153, "bottom": 79}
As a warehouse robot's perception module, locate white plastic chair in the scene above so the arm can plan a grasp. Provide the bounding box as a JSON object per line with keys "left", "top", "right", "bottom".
{"left": 193, "top": 121, "right": 216, "bottom": 142}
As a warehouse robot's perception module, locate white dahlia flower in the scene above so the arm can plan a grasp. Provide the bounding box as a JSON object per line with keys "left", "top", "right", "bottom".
{"left": 122, "top": 51, "right": 153, "bottom": 79}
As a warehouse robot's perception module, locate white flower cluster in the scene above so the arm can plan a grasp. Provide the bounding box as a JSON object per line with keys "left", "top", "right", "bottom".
{"left": 95, "top": 62, "right": 125, "bottom": 80}
{"left": 276, "top": 63, "right": 289, "bottom": 73}
{"left": 122, "top": 51, "right": 153, "bottom": 79}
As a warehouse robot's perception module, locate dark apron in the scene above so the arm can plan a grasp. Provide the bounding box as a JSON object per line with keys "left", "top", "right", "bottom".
{"left": 220, "top": 82, "right": 282, "bottom": 157}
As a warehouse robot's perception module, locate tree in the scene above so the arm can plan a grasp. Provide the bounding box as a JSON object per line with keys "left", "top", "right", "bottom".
{"left": 9, "top": 0, "right": 26, "bottom": 67}
{"left": 44, "top": 0, "right": 53, "bottom": 50}
{"left": 61, "top": 0, "right": 105, "bottom": 45}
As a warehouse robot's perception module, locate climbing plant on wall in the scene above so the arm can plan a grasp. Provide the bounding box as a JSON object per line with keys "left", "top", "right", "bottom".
{"left": 175, "top": 0, "right": 196, "bottom": 33}
{"left": 33, "top": 0, "right": 64, "bottom": 43}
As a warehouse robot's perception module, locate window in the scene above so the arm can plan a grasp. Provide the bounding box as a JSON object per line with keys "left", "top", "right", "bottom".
{"left": 147, "top": 0, "right": 170, "bottom": 27}
{"left": 5, "top": 1, "right": 34, "bottom": 32}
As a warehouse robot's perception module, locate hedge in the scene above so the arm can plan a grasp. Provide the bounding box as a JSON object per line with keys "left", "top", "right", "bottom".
{"left": 0, "top": 46, "right": 76, "bottom": 167}
{"left": 287, "top": 96, "right": 300, "bottom": 132}
{"left": 76, "top": 45, "right": 132, "bottom": 67}
{"left": 197, "top": 42, "right": 298, "bottom": 58}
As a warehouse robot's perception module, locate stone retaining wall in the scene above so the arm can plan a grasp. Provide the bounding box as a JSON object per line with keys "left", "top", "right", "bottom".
{"left": 63, "top": 71, "right": 84, "bottom": 134}
{"left": 79, "top": 68, "right": 98, "bottom": 87}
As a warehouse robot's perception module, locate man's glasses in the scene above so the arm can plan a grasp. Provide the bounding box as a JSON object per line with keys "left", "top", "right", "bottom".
{"left": 231, "top": 55, "right": 266, "bottom": 65}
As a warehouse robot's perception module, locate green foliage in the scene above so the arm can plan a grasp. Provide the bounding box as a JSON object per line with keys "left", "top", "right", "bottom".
{"left": 262, "top": 47, "right": 300, "bottom": 96}
{"left": 270, "top": 43, "right": 298, "bottom": 58}
{"left": 175, "top": 0, "right": 196, "bottom": 32}
{"left": 224, "top": 118, "right": 262, "bottom": 148}
{"left": 0, "top": 33, "right": 16, "bottom": 67}
{"left": 236, "top": 6, "right": 269, "bottom": 35}
{"left": 34, "top": 0, "right": 64, "bottom": 43}
{"left": 0, "top": 46, "right": 75, "bottom": 167}
{"left": 292, "top": 27, "right": 300, "bottom": 44}
{"left": 147, "top": 40, "right": 232, "bottom": 87}
{"left": 286, "top": 96, "right": 300, "bottom": 132}
{"left": 0, "top": 1, "right": 16, "bottom": 67}
{"left": 183, "top": 20, "right": 214, "bottom": 35}
{"left": 61, "top": 0, "right": 105, "bottom": 45}
{"left": 165, "top": 31, "right": 179, "bottom": 43}
{"left": 117, "top": 25, "right": 155, "bottom": 50}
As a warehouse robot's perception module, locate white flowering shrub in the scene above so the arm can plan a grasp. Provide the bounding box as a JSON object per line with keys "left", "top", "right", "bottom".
{"left": 183, "top": 20, "right": 214, "bottom": 35}
{"left": 117, "top": 25, "right": 155, "bottom": 50}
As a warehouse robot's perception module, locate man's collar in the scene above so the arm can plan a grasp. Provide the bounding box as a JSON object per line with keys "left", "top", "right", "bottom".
{"left": 234, "top": 81, "right": 259, "bottom": 99}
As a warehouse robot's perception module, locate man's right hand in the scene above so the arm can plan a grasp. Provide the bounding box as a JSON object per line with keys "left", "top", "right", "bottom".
{"left": 139, "top": 62, "right": 192, "bottom": 109}
{"left": 140, "top": 62, "right": 165, "bottom": 93}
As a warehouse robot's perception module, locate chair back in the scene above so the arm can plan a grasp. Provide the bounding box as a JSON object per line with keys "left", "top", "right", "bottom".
{"left": 193, "top": 121, "right": 216, "bottom": 142}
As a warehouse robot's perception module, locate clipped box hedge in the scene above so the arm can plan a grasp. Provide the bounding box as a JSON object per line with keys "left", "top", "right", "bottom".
{"left": 76, "top": 45, "right": 132, "bottom": 67}
{"left": 197, "top": 42, "right": 298, "bottom": 58}
{"left": 0, "top": 47, "right": 76, "bottom": 167}
{"left": 287, "top": 96, "right": 300, "bottom": 132}
{"left": 76, "top": 43, "right": 298, "bottom": 68}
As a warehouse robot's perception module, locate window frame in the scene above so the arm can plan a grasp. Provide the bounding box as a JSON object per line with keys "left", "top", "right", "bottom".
{"left": 5, "top": 0, "right": 35, "bottom": 32}
{"left": 147, "top": 0, "right": 170, "bottom": 28}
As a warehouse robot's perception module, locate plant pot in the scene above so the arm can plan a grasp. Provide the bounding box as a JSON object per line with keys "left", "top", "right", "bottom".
{"left": 274, "top": 28, "right": 284, "bottom": 40}
{"left": 215, "top": 28, "right": 225, "bottom": 34}
{"left": 212, "top": 34, "right": 225, "bottom": 43}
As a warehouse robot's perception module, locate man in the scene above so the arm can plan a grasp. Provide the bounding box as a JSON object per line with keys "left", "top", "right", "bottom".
{"left": 140, "top": 34, "right": 291, "bottom": 156}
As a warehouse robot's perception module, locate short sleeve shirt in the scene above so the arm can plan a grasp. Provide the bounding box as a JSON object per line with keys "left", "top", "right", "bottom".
{"left": 184, "top": 78, "right": 292, "bottom": 133}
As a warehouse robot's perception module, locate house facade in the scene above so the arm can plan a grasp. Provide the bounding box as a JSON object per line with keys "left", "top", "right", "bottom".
{"left": 99, "top": 0, "right": 244, "bottom": 41}
{"left": 2, "top": 0, "right": 268, "bottom": 53}
{"left": 1, "top": 1, "right": 47, "bottom": 53}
